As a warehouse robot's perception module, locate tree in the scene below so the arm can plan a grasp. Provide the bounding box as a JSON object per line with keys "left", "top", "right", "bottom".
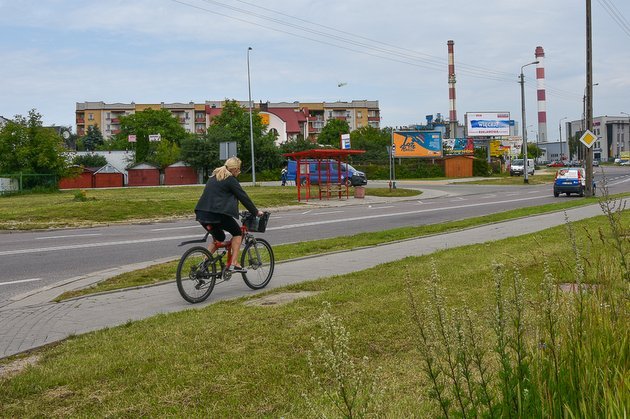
{"left": 350, "top": 126, "right": 391, "bottom": 163}
{"left": 279, "top": 136, "right": 316, "bottom": 155}
{"left": 112, "top": 108, "right": 193, "bottom": 164}
{"left": 204, "top": 100, "right": 281, "bottom": 172}
{"left": 81, "top": 125, "right": 104, "bottom": 151}
{"left": 0, "top": 109, "right": 69, "bottom": 178}
{"left": 72, "top": 154, "right": 107, "bottom": 168}
{"left": 318, "top": 119, "right": 350, "bottom": 147}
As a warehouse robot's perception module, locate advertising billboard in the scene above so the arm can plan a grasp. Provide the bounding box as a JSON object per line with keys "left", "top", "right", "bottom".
{"left": 393, "top": 131, "right": 442, "bottom": 158}
{"left": 466, "top": 112, "right": 511, "bottom": 137}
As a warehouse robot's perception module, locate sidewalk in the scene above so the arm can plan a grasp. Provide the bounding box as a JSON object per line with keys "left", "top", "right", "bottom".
{"left": 0, "top": 200, "right": 614, "bottom": 359}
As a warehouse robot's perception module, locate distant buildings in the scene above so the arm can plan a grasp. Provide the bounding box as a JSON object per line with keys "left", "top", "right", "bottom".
{"left": 539, "top": 115, "right": 630, "bottom": 162}
{"left": 75, "top": 100, "right": 381, "bottom": 144}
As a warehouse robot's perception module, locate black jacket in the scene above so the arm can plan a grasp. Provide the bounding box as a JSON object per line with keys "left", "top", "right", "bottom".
{"left": 195, "top": 175, "right": 258, "bottom": 218}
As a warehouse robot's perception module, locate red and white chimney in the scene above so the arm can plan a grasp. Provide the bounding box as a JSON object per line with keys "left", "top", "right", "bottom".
{"left": 447, "top": 40, "right": 457, "bottom": 139}
{"left": 535, "top": 46, "right": 547, "bottom": 143}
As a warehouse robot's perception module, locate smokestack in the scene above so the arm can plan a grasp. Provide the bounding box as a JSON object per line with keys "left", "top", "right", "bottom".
{"left": 535, "top": 46, "right": 548, "bottom": 143}
{"left": 447, "top": 40, "right": 457, "bottom": 139}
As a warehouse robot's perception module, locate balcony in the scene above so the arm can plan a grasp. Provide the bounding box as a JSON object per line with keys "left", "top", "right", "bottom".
{"left": 195, "top": 117, "right": 205, "bottom": 123}
{"left": 111, "top": 118, "right": 120, "bottom": 124}
{"left": 112, "top": 129, "right": 121, "bottom": 135}
{"left": 76, "top": 118, "right": 85, "bottom": 124}
{"left": 368, "top": 116, "right": 380, "bottom": 121}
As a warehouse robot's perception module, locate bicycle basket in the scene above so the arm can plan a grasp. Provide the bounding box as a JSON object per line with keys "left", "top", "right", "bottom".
{"left": 244, "top": 211, "right": 270, "bottom": 233}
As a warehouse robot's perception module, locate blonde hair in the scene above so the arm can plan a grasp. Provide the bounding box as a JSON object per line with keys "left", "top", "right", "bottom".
{"left": 212, "top": 157, "right": 242, "bottom": 181}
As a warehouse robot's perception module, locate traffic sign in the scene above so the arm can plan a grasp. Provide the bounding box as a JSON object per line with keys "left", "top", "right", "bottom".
{"left": 579, "top": 130, "right": 597, "bottom": 148}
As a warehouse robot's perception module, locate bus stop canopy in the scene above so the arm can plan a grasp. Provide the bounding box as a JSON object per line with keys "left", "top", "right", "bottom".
{"left": 282, "top": 149, "right": 365, "bottom": 201}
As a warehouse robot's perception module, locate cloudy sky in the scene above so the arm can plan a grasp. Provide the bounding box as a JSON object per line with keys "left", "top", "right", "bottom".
{"left": 1, "top": 0, "right": 628, "bottom": 141}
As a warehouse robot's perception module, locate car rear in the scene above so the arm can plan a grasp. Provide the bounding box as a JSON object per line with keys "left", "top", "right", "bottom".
{"left": 553, "top": 168, "right": 585, "bottom": 197}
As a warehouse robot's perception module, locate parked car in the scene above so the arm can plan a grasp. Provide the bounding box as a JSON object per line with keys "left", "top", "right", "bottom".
{"left": 592, "top": 159, "right": 599, "bottom": 167}
{"left": 547, "top": 160, "right": 564, "bottom": 167}
{"left": 509, "top": 158, "right": 535, "bottom": 176}
{"left": 621, "top": 160, "right": 630, "bottom": 166}
{"left": 286, "top": 159, "right": 368, "bottom": 186}
{"left": 553, "top": 168, "right": 586, "bottom": 197}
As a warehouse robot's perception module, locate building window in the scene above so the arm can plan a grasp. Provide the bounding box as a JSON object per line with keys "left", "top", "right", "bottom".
{"left": 357, "top": 111, "right": 362, "bottom": 118}
{"left": 88, "top": 113, "right": 94, "bottom": 121}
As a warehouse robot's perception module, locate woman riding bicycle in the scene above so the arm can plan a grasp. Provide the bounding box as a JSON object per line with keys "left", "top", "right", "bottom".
{"left": 195, "top": 157, "right": 263, "bottom": 273}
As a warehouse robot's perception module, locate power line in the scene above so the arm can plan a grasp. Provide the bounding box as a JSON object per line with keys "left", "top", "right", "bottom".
{"left": 597, "top": 0, "right": 630, "bottom": 37}
{"left": 169, "top": 0, "right": 582, "bottom": 101}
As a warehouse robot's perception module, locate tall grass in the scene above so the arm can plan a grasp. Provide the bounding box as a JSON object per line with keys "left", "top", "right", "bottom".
{"left": 303, "top": 185, "right": 627, "bottom": 417}
{"left": 399, "top": 186, "right": 629, "bottom": 417}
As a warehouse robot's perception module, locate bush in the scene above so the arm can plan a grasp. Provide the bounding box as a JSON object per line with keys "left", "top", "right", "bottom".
{"left": 72, "top": 154, "right": 107, "bottom": 168}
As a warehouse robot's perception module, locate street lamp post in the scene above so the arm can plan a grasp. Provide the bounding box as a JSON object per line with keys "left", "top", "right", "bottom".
{"left": 559, "top": 117, "right": 567, "bottom": 161}
{"left": 621, "top": 112, "right": 630, "bottom": 159}
{"left": 520, "top": 60, "right": 539, "bottom": 184}
{"left": 247, "top": 47, "right": 256, "bottom": 185}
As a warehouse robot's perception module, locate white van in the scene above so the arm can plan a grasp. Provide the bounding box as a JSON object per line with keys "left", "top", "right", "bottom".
{"left": 510, "top": 158, "right": 535, "bottom": 176}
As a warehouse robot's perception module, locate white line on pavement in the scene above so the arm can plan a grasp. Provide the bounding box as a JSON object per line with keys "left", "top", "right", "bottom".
{"left": 0, "top": 193, "right": 557, "bottom": 256}
{"left": 316, "top": 210, "right": 345, "bottom": 215}
{"left": 35, "top": 233, "right": 102, "bottom": 240}
{"left": 151, "top": 225, "right": 198, "bottom": 232}
{"left": 0, "top": 278, "right": 43, "bottom": 286}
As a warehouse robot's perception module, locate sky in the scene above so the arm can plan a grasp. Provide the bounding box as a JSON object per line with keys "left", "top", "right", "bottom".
{"left": 1, "top": 0, "right": 629, "bottom": 142}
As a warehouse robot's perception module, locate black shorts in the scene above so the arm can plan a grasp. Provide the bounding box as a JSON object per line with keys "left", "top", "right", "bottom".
{"left": 196, "top": 211, "right": 241, "bottom": 242}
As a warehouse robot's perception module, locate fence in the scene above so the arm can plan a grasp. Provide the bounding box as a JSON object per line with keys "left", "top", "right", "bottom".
{"left": 0, "top": 173, "right": 58, "bottom": 194}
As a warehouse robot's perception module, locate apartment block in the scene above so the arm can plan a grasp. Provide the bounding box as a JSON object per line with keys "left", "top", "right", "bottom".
{"left": 76, "top": 100, "right": 380, "bottom": 143}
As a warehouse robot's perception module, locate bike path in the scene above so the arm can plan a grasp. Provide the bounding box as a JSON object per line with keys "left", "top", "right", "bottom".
{"left": 0, "top": 201, "right": 616, "bottom": 359}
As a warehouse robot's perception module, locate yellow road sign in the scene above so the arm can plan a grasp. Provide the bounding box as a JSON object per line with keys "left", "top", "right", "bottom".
{"left": 579, "top": 130, "right": 597, "bottom": 148}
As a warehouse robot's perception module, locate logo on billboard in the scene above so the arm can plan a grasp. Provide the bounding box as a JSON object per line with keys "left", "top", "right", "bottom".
{"left": 466, "top": 112, "right": 511, "bottom": 137}
{"left": 393, "top": 131, "right": 442, "bottom": 158}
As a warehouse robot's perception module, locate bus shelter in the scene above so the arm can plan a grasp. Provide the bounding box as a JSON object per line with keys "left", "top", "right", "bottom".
{"left": 282, "top": 149, "right": 365, "bottom": 201}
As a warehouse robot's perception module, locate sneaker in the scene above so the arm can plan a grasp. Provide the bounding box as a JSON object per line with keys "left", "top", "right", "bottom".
{"left": 228, "top": 265, "right": 248, "bottom": 273}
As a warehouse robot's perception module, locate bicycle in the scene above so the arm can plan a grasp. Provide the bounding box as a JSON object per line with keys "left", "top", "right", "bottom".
{"left": 176, "top": 211, "right": 274, "bottom": 303}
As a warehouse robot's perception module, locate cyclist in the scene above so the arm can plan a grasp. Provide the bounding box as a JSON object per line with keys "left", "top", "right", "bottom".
{"left": 194, "top": 157, "right": 263, "bottom": 273}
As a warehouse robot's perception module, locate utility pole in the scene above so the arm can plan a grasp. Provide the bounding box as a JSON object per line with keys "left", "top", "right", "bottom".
{"left": 585, "top": 0, "right": 594, "bottom": 196}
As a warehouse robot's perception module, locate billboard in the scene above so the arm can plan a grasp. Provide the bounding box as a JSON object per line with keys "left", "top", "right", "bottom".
{"left": 466, "top": 112, "right": 511, "bottom": 137}
{"left": 393, "top": 131, "right": 442, "bottom": 158}
{"left": 443, "top": 138, "right": 473, "bottom": 154}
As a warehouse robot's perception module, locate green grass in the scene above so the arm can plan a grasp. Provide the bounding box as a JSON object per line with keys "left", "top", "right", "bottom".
{"left": 1, "top": 208, "right": 627, "bottom": 417}
{"left": 55, "top": 194, "right": 619, "bottom": 301}
{"left": 466, "top": 173, "right": 556, "bottom": 185}
{"left": 0, "top": 186, "right": 418, "bottom": 230}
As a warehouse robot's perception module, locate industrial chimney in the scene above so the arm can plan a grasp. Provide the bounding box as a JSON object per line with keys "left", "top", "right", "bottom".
{"left": 447, "top": 40, "right": 457, "bottom": 139}
{"left": 535, "top": 46, "right": 548, "bottom": 143}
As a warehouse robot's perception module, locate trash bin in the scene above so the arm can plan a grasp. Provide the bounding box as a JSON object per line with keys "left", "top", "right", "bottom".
{"left": 354, "top": 186, "right": 365, "bottom": 199}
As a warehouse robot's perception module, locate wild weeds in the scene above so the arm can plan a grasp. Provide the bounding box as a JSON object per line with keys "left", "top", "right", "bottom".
{"left": 405, "top": 190, "right": 629, "bottom": 417}
{"left": 304, "top": 301, "right": 383, "bottom": 418}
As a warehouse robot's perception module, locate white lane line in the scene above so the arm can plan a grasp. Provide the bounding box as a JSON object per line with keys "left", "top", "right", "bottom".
{"left": 316, "top": 210, "right": 344, "bottom": 215}
{"left": 266, "top": 194, "right": 552, "bottom": 231}
{"left": 450, "top": 197, "right": 466, "bottom": 202}
{"left": 416, "top": 200, "right": 424, "bottom": 204}
{"left": 0, "top": 278, "right": 43, "bottom": 286}
{"left": 301, "top": 210, "right": 313, "bottom": 215}
{"left": 0, "top": 193, "right": 586, "bottom": 256}
{"left": 35, "top": 233, "right": 102, "bottom": 240}
{"left": 0, "top": 234, "right": 199, "bottom": 257}
{"left": 151, "top": 225, "right": 198, "bottom": 232}
{"left": 369, "top": 205, "right": 395, "bottom": 210}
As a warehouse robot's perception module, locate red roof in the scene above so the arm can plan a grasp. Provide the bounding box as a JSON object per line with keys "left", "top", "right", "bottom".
{"left": 265, "top": 108, "right": 307, "bottom": 133}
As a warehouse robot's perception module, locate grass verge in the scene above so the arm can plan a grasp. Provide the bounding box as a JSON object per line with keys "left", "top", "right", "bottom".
{"left": 1, "top": 204, "right": 627, "bottom": 416}
{"left": 0, "top": 186, "right": 417, "bottom": 230}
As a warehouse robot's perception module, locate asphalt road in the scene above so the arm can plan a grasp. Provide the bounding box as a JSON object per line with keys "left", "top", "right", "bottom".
{"left": 1, "top": 166, "right": 629, "bottom": 306}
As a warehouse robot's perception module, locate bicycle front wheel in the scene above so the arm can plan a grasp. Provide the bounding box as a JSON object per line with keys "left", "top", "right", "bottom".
{"left": 176, "top": 246, "right": 216, "bottom": 303}
{"left": 241, "top": 238, "right": 274, "bottom": 289}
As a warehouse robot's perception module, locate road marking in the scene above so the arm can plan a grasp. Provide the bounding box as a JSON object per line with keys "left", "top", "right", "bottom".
{"left": 482, "top": 194, "right": 497, "bottom": 198}
{"left": 316, "top": 210, "right": 344, "bottom": 215}
{"left": 151, "top": 225, "right": 198, "bottom": 232}
{"left": 0, "top": 193, "right": 568, "bottom": 256}
{"left": 450, "top": 197, "right": 466, "bottom": 202}
{"left": 0, "top": 278, "right": 43, "bottom": 286}
{"left": 266, "top": 194, "right": 550, "bottom": 230}
{"left": 416, "top": 200, "right": 424, "bottom": 204}
{"left": 369, "top": 205, "right": 395, "bottom": 209}
{"left": 0, "top": 234, "right": 199, "bottom": 257}
{"left": 35, "top": 233, "right": 102, "bottom": 240}
{"left": 301, "top": 210, "right": 313, "bottom": 215}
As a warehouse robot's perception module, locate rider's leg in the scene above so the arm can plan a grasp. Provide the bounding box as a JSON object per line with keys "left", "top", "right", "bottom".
{"left": 229, "top": 235, "right": 242, "bottom": 266}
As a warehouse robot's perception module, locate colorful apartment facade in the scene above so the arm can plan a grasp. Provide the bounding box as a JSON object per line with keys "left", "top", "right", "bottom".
{"left": 76, "top": 100, "right": 380, "bottom": 144}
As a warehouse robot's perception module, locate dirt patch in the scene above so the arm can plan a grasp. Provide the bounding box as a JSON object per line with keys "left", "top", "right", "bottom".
{"left": 0, "top": 354, "right": 41, "bottom": 379}
{"left": 559, "top": 283, "right": 600, "bottom": 293}
{"left": 244, "top": 291, "right": 321, "bottom": 306}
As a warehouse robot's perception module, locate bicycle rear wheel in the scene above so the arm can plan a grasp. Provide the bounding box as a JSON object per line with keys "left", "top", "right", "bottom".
{"left": 176, "top": 246, "right": 216, "bottom": 303}
{"left": 241, "top": 238, "right": 274, "bottom": 289}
